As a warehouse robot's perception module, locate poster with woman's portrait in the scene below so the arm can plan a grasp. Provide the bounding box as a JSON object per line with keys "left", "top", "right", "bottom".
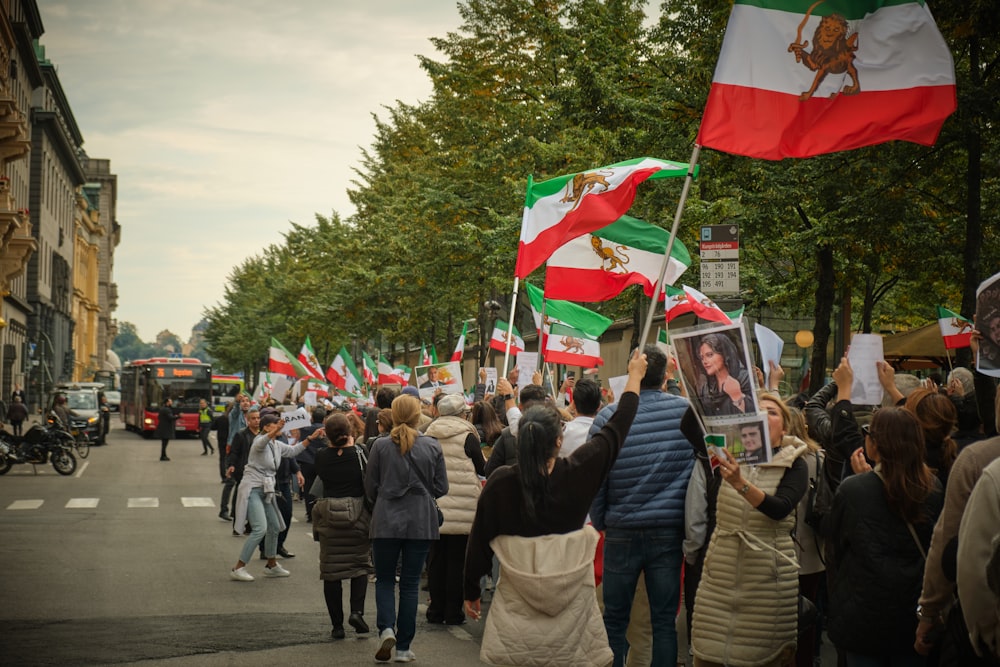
{"left": 673, "top": 321, "right": 759, "bottom": 424}
{"left": 415, "top": 361, "right": 463, "bottom": 400}
{"left": 976, "top": 271, "right": 1000, "bottom": 378}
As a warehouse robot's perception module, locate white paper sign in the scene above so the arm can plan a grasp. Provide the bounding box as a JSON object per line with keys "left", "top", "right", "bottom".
{"left": 754, "top": 323, "right": 784, "bottom": 389}
{"left": 607, "top": 374, "right": 628, "bottom": 405}
{"left": 280, "top": 407, "right": 310, "bottom": 434}
{"left": 847, "top": 334, "right": 885, "bottom": 406}
{"left": 302, "top": 391, "right": 318, "bottom": 407}
{"left": 483, "top": 368, "right": 498, "bottom": 396}
{"left": 516, "top": 352, "right": 539, "bottom": 383}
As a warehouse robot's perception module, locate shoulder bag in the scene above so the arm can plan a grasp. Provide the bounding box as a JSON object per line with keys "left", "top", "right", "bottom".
{"left": 406, "top": 452, "right": 444, "bottom": 526}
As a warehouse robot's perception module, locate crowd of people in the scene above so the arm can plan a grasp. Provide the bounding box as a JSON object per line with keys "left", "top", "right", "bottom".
{"left": 207, "top": 330, "right": 1000, "bottom": 667}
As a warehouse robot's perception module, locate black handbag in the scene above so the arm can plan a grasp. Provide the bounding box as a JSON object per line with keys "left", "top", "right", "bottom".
{"left": 406, "top": 454, "right": 444, "bottom": 526}
{"left": 797, "top": 594, "right": 818, "bottom": 637}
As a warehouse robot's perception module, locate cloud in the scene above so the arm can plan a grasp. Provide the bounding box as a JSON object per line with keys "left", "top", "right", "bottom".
{"left": 39, "top": 0, "right": 464, "bottom": 343}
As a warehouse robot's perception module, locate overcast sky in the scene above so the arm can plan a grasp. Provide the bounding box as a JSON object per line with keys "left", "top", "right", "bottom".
{"left": 39, "top": 0, "right": 465, "bottom": 343}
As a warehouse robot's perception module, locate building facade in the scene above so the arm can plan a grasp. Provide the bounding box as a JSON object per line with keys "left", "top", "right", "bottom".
{"left": 81, "top": 156, "right": 119, "bottom": 380}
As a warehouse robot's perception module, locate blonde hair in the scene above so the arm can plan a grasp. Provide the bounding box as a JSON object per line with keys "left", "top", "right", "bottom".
{"left": 390, "top": 395, "right": 422, "bottom": 455}
{"left": 787, "top": 406, "right": 821, "bottom": 453}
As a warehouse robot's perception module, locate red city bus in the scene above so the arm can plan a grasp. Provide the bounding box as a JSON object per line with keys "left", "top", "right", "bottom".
{"left": 121, "top": 358, "right": 212, "bottom": 437}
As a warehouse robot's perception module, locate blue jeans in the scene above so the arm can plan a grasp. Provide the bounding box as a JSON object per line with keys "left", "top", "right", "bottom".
{"left": 239, "top": 487, "right": 279, "bottom": 564}
{"left": 372, "top": 538, "right": 431, "bottom": 652}
{"left": 602, "top": 527, "right": 683, "bottom": 667}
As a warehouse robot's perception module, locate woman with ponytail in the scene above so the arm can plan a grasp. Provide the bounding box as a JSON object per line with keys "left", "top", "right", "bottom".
{"left": 462, "top": 350, "right": 647, "bottom": 667}
{"left": 364, "top": 394, "right": 447, "bottom": 664}
{"left": 313, "top": 413, "right": 373, "bottom": 640}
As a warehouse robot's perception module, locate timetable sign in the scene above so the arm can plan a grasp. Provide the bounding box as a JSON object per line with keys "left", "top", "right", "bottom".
{"left": 700, "top": 260, "right": 740, "bottom": 295}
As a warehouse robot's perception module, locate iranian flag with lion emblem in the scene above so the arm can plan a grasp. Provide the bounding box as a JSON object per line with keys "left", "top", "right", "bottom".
{"left": 698, "top": 0, "right": 956, "bottom": 159}
{"left": 544, "top": 323, "right": 603, "bottom": 368}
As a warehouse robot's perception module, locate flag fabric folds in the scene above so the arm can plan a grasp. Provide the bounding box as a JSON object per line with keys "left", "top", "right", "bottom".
{"left": 361, "top": 351, "right": 378, "bottom": 387}
{"left": 937, "top": 306, "right": 973, "bottom": 350}
{"left": 683, "top": 285, "right": 733, "bottom": 325}
{"left": 544, "top": 323, "right": 603, "bottom": 368}
{"left": 490, "top": 321, "right": 525, "bottom": 355}
{"left": 327, "top": 346, "right": 363, "bottom": 395}
{"left": 697, "top": 0, "right": 956, "bottom": 159}
{"left": 378, "top": 355, "right": 407, "bottom": 385}
{"left": 297, "top": 336, "right": 325, "bottom": 380}
{"left": 544, "top": 216, "right": 691, "bottom": 301}
{"left": 452, "top": 323, "right": 468, "bottom": 362}
{"left": 420, "top": 344, "right": 432, "bottom": 367}
{"left": 525, "top": 283, "right": 614, "bottom": 339}
{"left": 664, "top": 285, "right": 693, "bottom": 322}
{"left": 515, "top": 158, "right": 695, "bottom": 278}
{"left": 269, "top": 338, "right": 310, "bottom": 378}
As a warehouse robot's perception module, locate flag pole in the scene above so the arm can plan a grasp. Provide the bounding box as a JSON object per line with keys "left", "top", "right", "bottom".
{"left": 640, "top": 144, "right": 702, "bottom": 347}
{"left": 502, "top": 277, "right": 519, "bottom": 376}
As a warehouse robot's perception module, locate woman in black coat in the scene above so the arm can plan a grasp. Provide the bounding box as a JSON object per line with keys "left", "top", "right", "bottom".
{"left": 155, "top": 398, "right": 177, "bottom": 461}
{"left": 312, "top": 412, "right": 373, "bottom": 640}
{"left": 827, "top": 407, "right": 944, "bottom": 666}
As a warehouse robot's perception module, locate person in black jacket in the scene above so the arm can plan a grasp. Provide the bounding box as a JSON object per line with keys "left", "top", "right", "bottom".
{"left": 827, "top": 407, "right": 944, "bottom": 665}
{"left": 155, "top": 398, "right": 177, "bottom": 461}
{"left": 225, "top": 407, "right": 261, "bottom": 533}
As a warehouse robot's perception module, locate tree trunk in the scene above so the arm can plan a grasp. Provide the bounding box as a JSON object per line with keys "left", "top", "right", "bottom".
{"left": 809, "top": 244, "right": 835, "bottom": 395}
{"left": 958, "top": 36, "right": 983, "bottom": 369}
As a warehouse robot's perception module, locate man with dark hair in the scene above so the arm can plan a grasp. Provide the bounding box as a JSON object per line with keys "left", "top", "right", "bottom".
{"left": 375, "top": 386, "right": 398, "bottom": 410}
{"left": 225, "top": 406, "right": 261, "bottom": 535}
{"left": 590, "top": 344, "right": 700, "bottom": 667}
{"left": 560, "top": 378, "right": 601, "bottom": 459}
{"left": 483, "top": 380, "right": 547, "bottom": 476}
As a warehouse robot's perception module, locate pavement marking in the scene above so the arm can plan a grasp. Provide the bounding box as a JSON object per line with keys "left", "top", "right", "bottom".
{"left": 448, "top": 626, "right": 474, "bottom": 641}
{"left": 7, "top": 499, "right": 44, "bottom": 510}
{"left": 127, "top": 497, "right": 159, "bottom": 508}
{"left": 75, "top": 461, "right": 89, "bottom": 478}
{"left": 66, "top": 498, "right": 100, "bottom": 508}
{"left": 181, "top": 497, "right": 214, "bottom": 507}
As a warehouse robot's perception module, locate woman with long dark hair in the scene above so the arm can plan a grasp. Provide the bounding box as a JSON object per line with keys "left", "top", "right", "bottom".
{"left": 313, "top": 413, "right": 373, "bottom": 640}
{"left": 365, "top": 394, "right": 448, "bottom": 664}
{"left": 827, "top": 407, "right": 944, "bottom": 666}
{"left": 695, "top": 332, "right": 753, "bottom": 416}
{"left": 904, "top": 388, "right": 958, "bottom": 490}
{"left": 462, "top": 350, "right": 647, "bottom": 666}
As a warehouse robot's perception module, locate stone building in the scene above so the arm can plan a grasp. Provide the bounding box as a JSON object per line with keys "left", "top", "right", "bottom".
{"left": 71, "top": 184, "right": 100, "bottom": 380}
{"left": 81, "top": 156, "right": 119, "bottom": 380}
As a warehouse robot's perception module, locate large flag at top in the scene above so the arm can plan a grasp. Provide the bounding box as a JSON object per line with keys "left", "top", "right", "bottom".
{"left": 327, "top": 346, "right": 363, "bottom": 395}
{"left": 697, "top": 0, "right": 956, "bottom": 159}
{"left": 545, "top": 215, "right": 691, "bottom": 302}
{"left": 515, "top": 158, "right": 696, "bottom": 278}
{"left": 269, "top": 338, "right": 310, "bottom": 378}
{"left": 937, "top": 306, "right": 973, "bottom": 350}
{"left": 297, "top": 336, "right": 325, "bottom": 381}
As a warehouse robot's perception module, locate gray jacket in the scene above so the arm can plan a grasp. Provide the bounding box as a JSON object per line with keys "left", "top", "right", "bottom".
{"left": 365, "top": 433, "right": 448, "bottom": 540}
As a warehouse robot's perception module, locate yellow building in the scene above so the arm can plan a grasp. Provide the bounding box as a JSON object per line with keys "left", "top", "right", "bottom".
{"left": 71, "top": 186, "right": 101, "bottom": 381}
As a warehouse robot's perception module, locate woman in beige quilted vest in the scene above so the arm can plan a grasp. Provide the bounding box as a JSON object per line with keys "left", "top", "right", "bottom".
{"left": 423, "top": 393, "right": 487, "bottom": 625}
{"left": 692, "top": 393, "right": 809, "bottom": 667}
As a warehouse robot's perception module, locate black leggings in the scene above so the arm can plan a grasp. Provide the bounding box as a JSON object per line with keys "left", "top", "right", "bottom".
{"left": 323, "top": 576, "right": 367, "bottom": 628}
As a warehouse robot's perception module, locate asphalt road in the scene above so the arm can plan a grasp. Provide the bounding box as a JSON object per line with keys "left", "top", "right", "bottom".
{"left": 0, "top": 422, "right": 489, "bottom": 666}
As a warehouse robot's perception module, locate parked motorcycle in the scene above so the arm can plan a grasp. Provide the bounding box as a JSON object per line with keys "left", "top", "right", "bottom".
{"left": 0, "top": 422, "right": 77, "bottom": 475}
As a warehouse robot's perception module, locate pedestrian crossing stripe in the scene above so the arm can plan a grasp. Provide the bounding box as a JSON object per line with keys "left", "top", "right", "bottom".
{"left": 127, "top": 497, "right": 159, "bottom": 508}
{"left": 66, "top": 498, "right": 99, "bottom": 508}
{"left": 7, "top": 499, "right": 43, "bottom": 510}
{"left": 181, "top": 497, "right": 214, "bottom": 507}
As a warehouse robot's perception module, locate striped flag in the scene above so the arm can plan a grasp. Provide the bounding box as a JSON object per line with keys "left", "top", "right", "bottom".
{"left": 937, "top": 306, "right": 973, "bottom": 350}
{"left": 269, "top": 338, "right": 310, "bottom": 378}
{"left": 297, "top": 336, "right": 325, "bottom": 380}
{"left": 326, "top": 346, "right": 363, "bottom": 395}
{"left": 544, "top": 323, "right": 603, "bottom": 368}
{"left": 490, "top": 321, "right": 525, "bottom": 354}
{"left": 451, "top": 322, "right": 468, "bottom": 362}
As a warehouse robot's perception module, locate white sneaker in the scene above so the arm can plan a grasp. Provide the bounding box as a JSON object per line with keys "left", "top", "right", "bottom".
{"left": 230, "top": 567, "right": 254, "bottom": 582}
{"left": 262, "top": 563, "right": 290, "bottom": 577}
{"left": 375, "top": 627, "right": 396, "bottom": 663}
{"left": 394, "top": 648, "right": 416, "bottom": 662}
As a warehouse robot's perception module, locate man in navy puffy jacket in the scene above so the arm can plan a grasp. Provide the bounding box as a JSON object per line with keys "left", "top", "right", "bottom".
{"left": 590, "top": 344, "right": 699, "bottom": 667}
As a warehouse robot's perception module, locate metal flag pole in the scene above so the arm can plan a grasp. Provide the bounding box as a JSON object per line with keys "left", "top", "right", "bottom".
{"left": 640, "top": 144, "right": 702, "bottom": 347}
{"left": 502, "top": 277, "right": 519, "bottom": 376}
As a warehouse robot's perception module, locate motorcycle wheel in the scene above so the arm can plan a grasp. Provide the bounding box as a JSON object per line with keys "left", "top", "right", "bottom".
{"left": 51, "top": 449, "right": 77, "bottom": 475}
{"left": 0, "top": 456, "right": 11, "bottom": 475}
{"left": 74, "top": 434, "right": 90, "bottom": 459}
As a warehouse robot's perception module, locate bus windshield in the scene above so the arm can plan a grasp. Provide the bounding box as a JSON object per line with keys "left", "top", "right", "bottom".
{"left": 145, "top": 365, "right": 212, "bottom": 411}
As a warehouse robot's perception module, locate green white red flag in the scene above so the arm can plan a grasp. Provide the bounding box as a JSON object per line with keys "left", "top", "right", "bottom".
{"left": 937, "top": 306, "right": 973, "bottom": 350}
{"left": 297, "top": 336, "right": 325, "bottom": 381}
{"left": 664, "top": 285, "right": 693, "bottom": 322}
{"left": 697, "top": 0, "right": 956, "bottom": 159}
{"left": 515, "top": 158, "right": 695, "bottom": 278}
{"left": 420, "top": 344, "right": 432, "bottom": 366}
{"left": 544, "top": 323, "right": 603, "bottom": 368}
{"left": 361, "top": 351, "right": 378, "bottom": 387}
{"left": 490, "top": 321, "right": 525, "bottom": 354}
{"left": 684, "top": 285, "right": 733, "bottom": 324}
{"left": 378, "top": 355, "right": 408, "bottom": 385}
{"left": 451, "top": 322, "right": 468, "bottom": 362}
{"left": 525, "top": 282, "right": 614, "bottom": 339}
{"left": 327, "top": 346, "right": 363, "bottom": 395}
{"left": 269, "top": 337, "right": 310, "bottom": 378}
{"left": 544, "top": 215, "right": 691, "bottom": 301}
{"left": 306, "top": 378, "right": 330, "bottom": 399}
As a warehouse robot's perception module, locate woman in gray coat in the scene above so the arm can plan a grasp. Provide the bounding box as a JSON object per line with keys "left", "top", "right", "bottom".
{"left": 313, "top": 412, "right": 373, "bottom": 640}
{"left": 365, "top": 394, "right": 448, "bottom": 664}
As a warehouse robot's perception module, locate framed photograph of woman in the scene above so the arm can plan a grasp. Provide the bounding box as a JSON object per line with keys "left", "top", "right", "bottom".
{"left": 976, "top": 271, "right": 1000, "bottom": 377}
{"left": 672, "top": 322, "right": 759, "bottom": 423}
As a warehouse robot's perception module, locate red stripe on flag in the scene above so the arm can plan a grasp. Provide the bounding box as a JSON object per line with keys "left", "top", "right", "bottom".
{"left": 544, "top": 266, "right": 662, "bottom": 302}
{"left": 697, "top": 84, "right": 956, "bottom": 160}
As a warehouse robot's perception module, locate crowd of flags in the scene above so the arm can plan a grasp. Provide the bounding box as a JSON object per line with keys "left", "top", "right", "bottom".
{"left": 255, "top": 2, "right": 962, "bottom": 400}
